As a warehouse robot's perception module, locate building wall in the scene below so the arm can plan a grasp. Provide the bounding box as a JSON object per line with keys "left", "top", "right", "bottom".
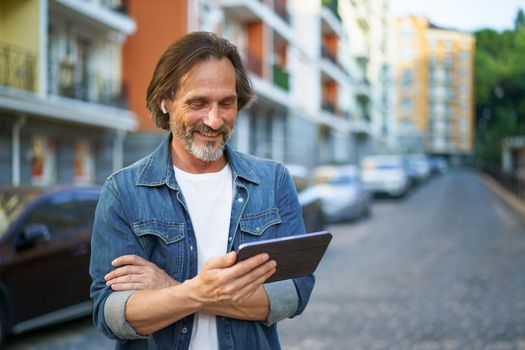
{"left": 123, "top": 0, "right": 188, "bottom": 131}
{"left": 394, "top": 16, "right": 475, "bottom": 156}
{"left": 0, "top": 114, "right": 117, "bottom": 186}
{"left": 0, "top": 0, "right": 41, "bottom": 91}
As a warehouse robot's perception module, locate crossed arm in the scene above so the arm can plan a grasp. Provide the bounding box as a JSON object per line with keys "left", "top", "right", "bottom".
{"left": 104, "top": 252, "right": 276, "bottom": 336}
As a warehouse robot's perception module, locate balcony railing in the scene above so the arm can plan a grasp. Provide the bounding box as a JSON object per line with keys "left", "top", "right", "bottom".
{"left": 322, "top": 99, "right": 336, "bottom": 114}
{"left": 321, "top": 46, "right": 338, "bottom": 66}
{"left": 274, "top": 0, "right": 290, "bottom": 23}
{"left": 0, "top": 41, "right": 37, "bottom": 92}
{"left": 272, "top": 65, "right": 289, "bottom": 91}
{"left": 100, "top": 0, "right": 129, "bottom": 15}
{"left": 48, "top": 59, "right": 127, "bottom": 108}
{"left": 322, "top": 0, "right": 341, "bottom": 21}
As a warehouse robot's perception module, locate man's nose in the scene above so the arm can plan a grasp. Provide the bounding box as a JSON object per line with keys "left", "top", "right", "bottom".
{"left": 204, "top": 104, "right": 223, "bottom": 130}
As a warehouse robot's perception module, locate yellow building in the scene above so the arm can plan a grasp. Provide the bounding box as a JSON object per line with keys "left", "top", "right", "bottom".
{"left": 395, "top": 16, "right": 475, "bottom": 157}
{"left": 0, "top": 0, "right": 137, "bottom": 186}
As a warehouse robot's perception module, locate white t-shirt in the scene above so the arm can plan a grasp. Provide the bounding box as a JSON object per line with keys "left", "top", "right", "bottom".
{"left": 173, "top": 164, "right": 233, "bottom": 350}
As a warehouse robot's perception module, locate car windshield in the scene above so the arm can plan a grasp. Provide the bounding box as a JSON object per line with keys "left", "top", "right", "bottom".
{"left": 0, "top": 188, "right": 41, "bottom": 236}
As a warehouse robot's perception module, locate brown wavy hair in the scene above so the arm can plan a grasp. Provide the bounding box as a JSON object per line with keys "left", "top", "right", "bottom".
{"left": 146, "top": 31, "right": 255, "bottom": 130}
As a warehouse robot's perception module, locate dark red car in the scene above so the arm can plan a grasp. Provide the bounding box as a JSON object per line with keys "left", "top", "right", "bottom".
{"left": 0, "top": 185, "right": 99, "bottom": 346}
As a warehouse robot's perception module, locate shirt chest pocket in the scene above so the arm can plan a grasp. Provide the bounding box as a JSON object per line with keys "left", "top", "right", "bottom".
{"left": 239, "top": 208, "right": 282, "bottom": 244}
{"left": 133, "top": 220, "right": 185, "bottom": 279}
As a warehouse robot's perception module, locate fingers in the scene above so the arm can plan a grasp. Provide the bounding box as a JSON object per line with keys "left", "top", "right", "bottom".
{"left": 105, "top": 265, "right": 143, "bottom": 282}
{"left": 111, "top": 254, "right": 151, "bottom": 267}
{"left": 109, "top": 282, "right": 146, "bottom": 291}
{"left": 230, "top": 264, "right": 276, "bottom": 301}
{"left": 107, "top": 274, "right": 146, "bottom": 291}
{"left": 203, "top": 251, "right": 238, "bottom": 270}
{"left": 229, "top": 259, "right": 276, "bottom": 295}
{"left": 228, "top": 253, "right": 271, "bottom": 279}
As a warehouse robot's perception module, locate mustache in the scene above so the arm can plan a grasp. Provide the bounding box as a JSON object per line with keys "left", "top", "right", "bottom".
{"left": 189, "top": 123, "right": 229, "bottom": 137}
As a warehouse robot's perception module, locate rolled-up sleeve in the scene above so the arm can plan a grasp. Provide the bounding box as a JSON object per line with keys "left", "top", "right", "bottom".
{"left": 104, "top": 290, "right": 147, "bottom": 339}
{"left": 263, "top": 280, "right": 298, "bottom": 325}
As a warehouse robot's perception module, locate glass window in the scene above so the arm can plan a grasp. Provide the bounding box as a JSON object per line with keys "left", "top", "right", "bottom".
{"left": 24, "top": 194, "right": 98, "bottom": 239}
{"left": 31, "top": 136, "right": 56, "bottom": 186}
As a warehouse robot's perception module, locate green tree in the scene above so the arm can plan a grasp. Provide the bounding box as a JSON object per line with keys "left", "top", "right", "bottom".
{"left": 475, "top": 9, "right": 525, "bottom": 165}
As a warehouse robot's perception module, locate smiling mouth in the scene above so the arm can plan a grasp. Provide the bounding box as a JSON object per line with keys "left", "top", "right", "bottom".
{"left": 196, "top": 131, "right": 221, "bottom": 137}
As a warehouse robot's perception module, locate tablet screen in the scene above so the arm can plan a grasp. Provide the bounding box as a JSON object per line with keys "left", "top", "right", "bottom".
{"left": 236, "top": 231, "right": 332, "bottom": 283}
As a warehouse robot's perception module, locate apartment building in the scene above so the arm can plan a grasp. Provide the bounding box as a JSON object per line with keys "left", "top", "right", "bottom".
{"left": 123, "top": 0, "right": 377, "bottom": 168}
{"left": 0, "top": 0, "right": 137, "bottom": 186}
{"left": 342, "top": 0, "right": 392, "bottom": 154}
{"left": 394, "top": 16, "right": 475, "bottom": 157}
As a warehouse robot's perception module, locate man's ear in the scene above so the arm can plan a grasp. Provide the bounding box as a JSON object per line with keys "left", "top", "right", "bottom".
{"left": 160, "top": 99, "right": 167, "bottom": 114}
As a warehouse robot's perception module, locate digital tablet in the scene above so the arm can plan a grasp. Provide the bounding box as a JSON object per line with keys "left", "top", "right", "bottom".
{"left": 236, "top": 231, "right": 332, "bottom": 283}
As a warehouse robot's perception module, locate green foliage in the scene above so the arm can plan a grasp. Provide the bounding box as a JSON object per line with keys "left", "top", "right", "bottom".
{"left": 475, "top": 9, "right": 525, "bottom": 165}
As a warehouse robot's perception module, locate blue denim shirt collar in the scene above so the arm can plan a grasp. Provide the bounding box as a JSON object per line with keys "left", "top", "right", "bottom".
{"left": 135, "top": 133, "right": 260, "bottom": 188}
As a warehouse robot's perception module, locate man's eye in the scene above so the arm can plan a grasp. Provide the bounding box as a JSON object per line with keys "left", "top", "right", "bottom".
{"left": 221, "top": 100, "right": 236, "bottom": 107}
{"left": 190, "top": 101, "right": 206, "bottom": 108}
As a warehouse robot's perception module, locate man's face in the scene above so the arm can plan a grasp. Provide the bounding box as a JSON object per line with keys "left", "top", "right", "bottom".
{"left": 167, "top": 58, "right": 238, "bottom": 162}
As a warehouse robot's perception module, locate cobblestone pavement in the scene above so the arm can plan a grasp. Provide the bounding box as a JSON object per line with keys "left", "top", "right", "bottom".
{"left": 7, "top": 170, "right": 525, "bottom": 349}
{"left": 279, "top": 170, "right": 525, "bottom": 350}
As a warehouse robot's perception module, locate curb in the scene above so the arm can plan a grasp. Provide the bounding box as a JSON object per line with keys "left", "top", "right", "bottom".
{"left": 479, "top": 172, "right": 525, "bottom": 219}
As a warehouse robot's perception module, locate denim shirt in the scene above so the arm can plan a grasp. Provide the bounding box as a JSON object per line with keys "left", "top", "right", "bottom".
{"left": 89, "top": 134, "right": 315, "bottom": 350}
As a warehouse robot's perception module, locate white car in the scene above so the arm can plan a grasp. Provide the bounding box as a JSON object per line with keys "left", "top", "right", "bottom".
{"left": 360, "top": 155, "right": 409, "bottom": 197}
{"left": 311, "top": 165, "right": 372, "bottom": 223}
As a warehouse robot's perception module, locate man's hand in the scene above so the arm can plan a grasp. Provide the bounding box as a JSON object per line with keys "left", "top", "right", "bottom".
{"left": 105, "top": 255, "right": 178, "bottom": 290}
{"left": 188, "top": 251, "right": 276, "bottom": 309}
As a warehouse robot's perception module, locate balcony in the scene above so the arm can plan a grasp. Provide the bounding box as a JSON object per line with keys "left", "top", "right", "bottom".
{"left": 321, "top": 45, "right": 339, "bottom": 67}
{"left": 322, "top": 0, "right": 340, "bottom": 21}
{"left": 274, "top": 0, "right": 290, "bottom": 24}
{"left": 322, "top": 99, "right": 336, "bottom": 115}
{"left": 100, "top": 0, "right": 129, "bottom": 14}
{"left": 272, "top": 65, "right": 289, "bottom": 91}
{"left": 0, "top": 41, "right": 37, "bottom": 92}
{"left": 49, "top": 59, "right": 127, "bottom": 108}
{"left": 246, "top": 52, "right": 263, "bottom": 77}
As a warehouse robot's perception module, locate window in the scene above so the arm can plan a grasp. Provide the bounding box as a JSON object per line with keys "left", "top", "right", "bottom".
{"left": 31, "top": 136, "right": 56, "bottom": 186}
{"left": 402, "top": 69, "right": 412, "bottom": 87}
{"left": 24, "top": 193, "right": 98, "bottom": 239}
{"left": 74, "top": 140, "right": 95, "bottom": 184}
{"left": 402, "top": 98, "right": 413, "bottom": 111}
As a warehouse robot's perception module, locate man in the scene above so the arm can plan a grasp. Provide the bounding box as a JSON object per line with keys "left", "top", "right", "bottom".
{"left": 89, "top": 32, "right": 314, "bottom": 350}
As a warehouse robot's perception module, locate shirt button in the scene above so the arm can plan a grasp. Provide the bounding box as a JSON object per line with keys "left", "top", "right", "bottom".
{"left": 228, "top": 236, "right": 232, "bottom": 242}
{"left": 181, "top": 327, "right": 188, "bottom": 334}
{"left": 256, "top": 227, "right": 260, "bottom": 231}
{"left": 237, "top": 197, "right": 244, "bottom": 203}
{"left": 190, "top": 246, "right": 194, "bottom": 251}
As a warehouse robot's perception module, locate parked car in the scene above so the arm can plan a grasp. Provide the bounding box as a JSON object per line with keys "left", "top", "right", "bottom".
{"left": 360, "top": 155, "right": 409, "bottom": 197}
{"left": 404, "top": 154, "right": 431, "bottom": 183}
{"left": 310, "top": 165, "right": 372, "bottom": 223}
{"left": 0, "top": 185, "right": 100, "bottom": 345}
{"left": 286, "top": 165, "right": 326, "bottom": 232}
{"left": 429, "top": 156, "right": 449, "bottom": 174}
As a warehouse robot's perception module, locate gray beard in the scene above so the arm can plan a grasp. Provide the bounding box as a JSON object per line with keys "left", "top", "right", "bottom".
{"left": 172, "top": 122, "right": 231, "bottom": 162}
{"left": 188, "top": 141, "right": 225, "bottom": 161}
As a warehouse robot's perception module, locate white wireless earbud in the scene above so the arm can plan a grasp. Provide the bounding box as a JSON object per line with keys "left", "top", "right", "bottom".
{"left": 161, "top": 100, "right": 167, "bottom": 114}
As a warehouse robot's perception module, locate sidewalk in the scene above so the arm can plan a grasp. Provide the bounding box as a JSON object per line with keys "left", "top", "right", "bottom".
{"left": 480, "top": 172, "right": 525, "bottom": 221}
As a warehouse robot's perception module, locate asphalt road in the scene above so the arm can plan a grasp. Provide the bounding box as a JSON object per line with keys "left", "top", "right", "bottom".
{"left": 279, "top": 169, "right": 525, "bottom": 350}
{"left": 7, "top": 170, "right": 525, "bottom": 350}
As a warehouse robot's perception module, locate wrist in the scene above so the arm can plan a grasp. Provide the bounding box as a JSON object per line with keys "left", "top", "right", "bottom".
{"left": 179, "top": 278, "right": 205, "bottom": 311}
